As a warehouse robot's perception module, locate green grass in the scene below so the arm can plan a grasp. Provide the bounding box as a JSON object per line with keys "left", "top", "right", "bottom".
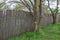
{"left": 8, "top": 23, "right": 60, "bottom": 40}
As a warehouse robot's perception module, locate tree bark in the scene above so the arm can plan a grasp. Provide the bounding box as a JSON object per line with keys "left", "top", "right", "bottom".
{"left": 33, "top": 0, "right": 38, "bottom": 32}
{"left": 52, "top": 14, "right": 57, "bottom": 24}
{"left": 33, "top": 0, "right": 42, "bottom": 32}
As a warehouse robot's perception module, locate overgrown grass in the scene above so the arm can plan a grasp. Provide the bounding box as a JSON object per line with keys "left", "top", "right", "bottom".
{"left": 8, "top": 23, "right": 60, "bottom": 40}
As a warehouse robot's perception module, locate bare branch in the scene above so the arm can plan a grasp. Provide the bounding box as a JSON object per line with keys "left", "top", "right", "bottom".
{"left": 55, "top": 0, "right": 59, "bottom": 14}
{"left": 20, "top": 0, "right": 32, "bottom": 12}
{"left": 8, "top": 0, "right": 32, "bottom": 12}
{"left": 47, "top": 0, "right": 53, "bottom": 13}
{"left": 8, "top": 1, "right": 21, "bottom": 3}
{"left": 29, "top": 0, "right": 34, "bottom": 6}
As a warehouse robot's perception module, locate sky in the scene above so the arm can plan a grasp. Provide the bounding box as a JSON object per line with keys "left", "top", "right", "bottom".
{"left": 0, "top": 0, "right": 60, "bottom": 10}
{"left": 45, "top": 1, "right": 60, "bottom": 9}
{"left": 0, "top": 0, "right": 17, "bottom": 10}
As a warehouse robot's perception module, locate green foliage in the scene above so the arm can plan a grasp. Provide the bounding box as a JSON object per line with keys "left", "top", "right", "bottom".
{"left": 8, "top": 23, "right": 60, "bottom": 40}
{"left": 0, "top": 2, "right": 10, "bottom": 10}
{"left": 43, "top": 7, "right": 50, "bottom": 13}
{"left": 14, "top": 4, "right": 23, "bottom": 11}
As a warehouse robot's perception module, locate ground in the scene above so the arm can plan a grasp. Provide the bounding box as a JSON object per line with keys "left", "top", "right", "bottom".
{"left": 8, "top": 23, "right": 60, "bottom": 40}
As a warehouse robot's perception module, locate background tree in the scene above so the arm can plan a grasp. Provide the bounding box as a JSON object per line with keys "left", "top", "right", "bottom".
{"left": 47, "top": 0, "right": 59, "bottom": 24}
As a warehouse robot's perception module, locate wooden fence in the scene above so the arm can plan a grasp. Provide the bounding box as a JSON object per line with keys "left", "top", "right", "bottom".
{"left": 0, "top": 10, "right": 60, "bottom": 40}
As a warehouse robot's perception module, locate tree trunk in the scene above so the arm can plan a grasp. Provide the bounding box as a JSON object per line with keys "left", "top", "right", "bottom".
{"left": 52, "top": 14, "right": 57, "bottom": 24}
{"left": 33, "top": 0, "right": 42, "bottom": 32}
{"left": 33, "top": 5, "right": 38, "bottom": 32}
{"left": 33, "top": 0, "right": 39, "bottom": 32}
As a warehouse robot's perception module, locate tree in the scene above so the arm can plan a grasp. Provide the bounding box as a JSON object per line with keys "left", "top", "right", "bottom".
{"left": 47, "top": 0, "right": 59, "bottom": 24}
{"left": 8, "top": 0, "right": 42, "bottom": 32}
